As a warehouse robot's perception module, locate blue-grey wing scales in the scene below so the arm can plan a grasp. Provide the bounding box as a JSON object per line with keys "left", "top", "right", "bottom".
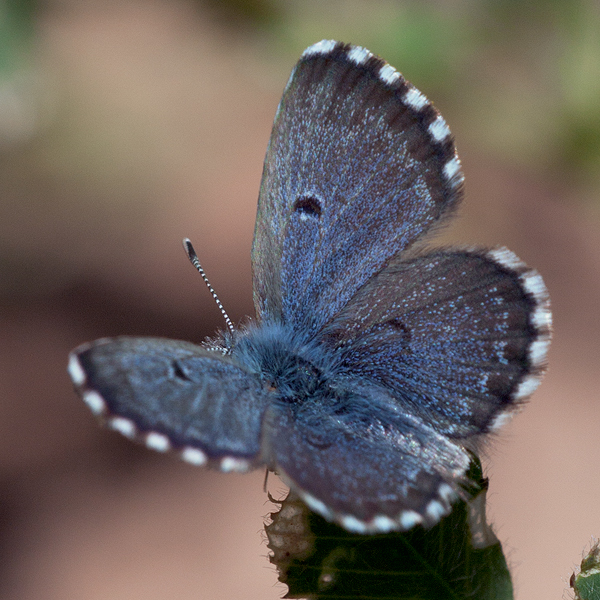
{"left": 252, "top": 41, "right": 463, "bottom": 336}
{"left": 70, "top": 337, "right": 271, "bottom": 469}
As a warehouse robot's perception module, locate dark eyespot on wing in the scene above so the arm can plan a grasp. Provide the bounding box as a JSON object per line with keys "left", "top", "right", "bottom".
{"left": 171, "top": 360, "right": 193, "bottom": 382}
{"left": 293, "top": 196, "right": 322, "bottom": 218}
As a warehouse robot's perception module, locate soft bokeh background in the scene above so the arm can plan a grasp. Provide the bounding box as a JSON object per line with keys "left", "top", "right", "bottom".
{"left": 1, "top": 1, "right": 599, "bottom": 598}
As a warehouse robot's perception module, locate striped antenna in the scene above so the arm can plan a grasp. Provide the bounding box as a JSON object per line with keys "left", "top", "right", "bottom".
{"left": 182, "top": 238, "right": 235, "bottom": 336}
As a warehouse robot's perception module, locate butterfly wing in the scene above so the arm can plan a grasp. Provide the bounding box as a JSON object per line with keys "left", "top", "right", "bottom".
{"left": 320, "top": 248, "right": 552, "bottom": 438}
{"left": 264, "top": 385, "right": 471, "bottom": 533}
{"left": 69, "top": 337, "right": 271, "bottom": 471}
{"left": 68, "top": 41, "right": 552, "bottom": 536}
{"left": 252, "top": 40, "right": 464, "bottom": 334}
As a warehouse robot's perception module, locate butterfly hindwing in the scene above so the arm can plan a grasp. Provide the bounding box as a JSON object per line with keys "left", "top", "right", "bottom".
{"left": 321, "top": 248, "right": 552, "bottom": 438}
{"left": 69, "top": 337, "right": 270, "bottom": 471}
{"left": 264, "top": 384, "right": 470, "bottom": 533}
{"left": 252, "top": 41, "right": 464, "bottom": 334}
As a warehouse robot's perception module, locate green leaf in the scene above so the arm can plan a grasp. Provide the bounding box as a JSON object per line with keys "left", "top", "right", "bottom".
{"left": 266, "top": 460, "right": 513, "bottom": 600}
{"left": 571, "top": 541, "right": 600, "bottom": 600}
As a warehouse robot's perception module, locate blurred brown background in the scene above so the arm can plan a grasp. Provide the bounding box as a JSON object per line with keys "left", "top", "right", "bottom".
{"left": 1, "top": 1, "right": 599, "bottom": 598}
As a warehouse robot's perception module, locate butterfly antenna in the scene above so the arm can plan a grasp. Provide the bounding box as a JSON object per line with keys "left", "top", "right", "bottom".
{"left": 183, "top": 238, "right": 235, "bottom": 336}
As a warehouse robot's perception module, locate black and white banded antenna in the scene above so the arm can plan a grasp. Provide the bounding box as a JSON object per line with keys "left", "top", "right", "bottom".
{"left": 182, "top": 238, "right": 235, "bottom": 336}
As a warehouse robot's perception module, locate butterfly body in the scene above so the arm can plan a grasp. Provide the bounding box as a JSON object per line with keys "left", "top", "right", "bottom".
{"left": 231, "top": 322, "right": 334, "bottom": 403}
{"left": 69, "top": 40, "right": 551, "bottom": 533}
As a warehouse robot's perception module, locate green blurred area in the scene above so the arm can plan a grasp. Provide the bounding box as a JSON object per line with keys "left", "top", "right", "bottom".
{"left": 263, "top": 0, "right": 600, "bottom": 186}
{"left": 2, "top": 0, "right": 599, "bottom": 190}
{"left": 0, "top": 0, "right": 35, "bottom": 73}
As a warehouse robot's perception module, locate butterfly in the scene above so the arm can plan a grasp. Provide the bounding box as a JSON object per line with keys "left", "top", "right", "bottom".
{"left": 68, "top": 40, "right": 552, "bottom": 534}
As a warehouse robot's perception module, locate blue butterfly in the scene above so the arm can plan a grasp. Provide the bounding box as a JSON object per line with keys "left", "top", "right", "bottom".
{"left": 68, "top": 40, "right": 552, "bottom": 534}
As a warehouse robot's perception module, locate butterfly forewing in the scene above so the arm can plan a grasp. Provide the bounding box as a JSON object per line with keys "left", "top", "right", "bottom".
{"left": 252, "top": 41, "right": 464, "bottom": 334}
{"left": 70, "top": 337, "right": 270, "bottom": 469}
